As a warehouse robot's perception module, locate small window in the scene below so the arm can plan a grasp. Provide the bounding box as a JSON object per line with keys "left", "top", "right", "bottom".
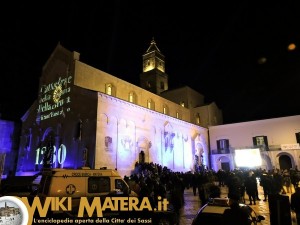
{"left": 253, "top": 136, "right": 268, "bottom": 149}
{"left": 105, "top": 83, "right": 115, "bottom": 96}
{"left": 295, "top": 132, "right": 300, "bottom": 144}
{"left": 160, "top": 81, "right": 165, "bottom": 89}
{"left": 256, "top": 137, "right": 265, "bottom": 145}
{"left": 147, "top": 81, "right": 151, "bottom": 88}
{"left": 106, "top": 85, "right": 112, "bottom": 95}
{"left": 176, "top": 112, "right": 181, "bottom": 119}
{"left": 163, "top": 105, "right": 168, "bottom": 115}
{"left": 180, "top": 101, "right": 185, "bottom": 107}
{"left": 147, "top": 99, "right": 155, "bottom": 110}
{"left": 128, "top": 92, "right": 137, "bottom": 103}
{"left": 88, "top": 177, "right": 110, "bottom": 193}
{"left": 196, "top": 114, "right": 201, "bottom": 124}
{"left": 217, "top": 139, "right": 230, "bottom": 153}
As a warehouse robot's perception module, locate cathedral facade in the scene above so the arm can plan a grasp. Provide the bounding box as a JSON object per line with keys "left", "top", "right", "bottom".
{"left": 16, "top": 41, "right": 221, "bottom": 177}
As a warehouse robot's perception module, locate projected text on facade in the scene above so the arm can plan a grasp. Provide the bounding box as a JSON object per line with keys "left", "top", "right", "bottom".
{"left": 37, "top": 76, "right": 72, "bottom": 121}
{"left": 35, "top": 144, "right": 67, "bottom": 166}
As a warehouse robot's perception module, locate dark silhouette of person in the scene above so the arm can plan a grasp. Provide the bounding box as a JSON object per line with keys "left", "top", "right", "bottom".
{"left": 260, "top": 172, "right": 272, "bottom": 201}
{"left": 291, "top": 187, "right": 300, "bottom": 225}
{"left": 245, "top": 172, "right": 257, "bottom": 205}
{"left": 222, "top": 194, "right": 249, "bottom": 225}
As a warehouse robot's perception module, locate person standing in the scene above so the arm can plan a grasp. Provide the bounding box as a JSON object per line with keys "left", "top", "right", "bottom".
{"left": 222, "top": 194, "right": 249, "bottom": 225}
{"left": 260, "top": 172, "right": 272, "bottom": 201}
{"left": 291, "top": 187, "right": 300, "bottom": 225}
{"left": 245, "top": 172, "right": 257, "bottom": 205}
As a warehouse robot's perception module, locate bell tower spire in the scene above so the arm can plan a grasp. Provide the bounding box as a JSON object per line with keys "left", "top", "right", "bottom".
{"left": 140, "top": 38, "right": 168, "bottom": 95}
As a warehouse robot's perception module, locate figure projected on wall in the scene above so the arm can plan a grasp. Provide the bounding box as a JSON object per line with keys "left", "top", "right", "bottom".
{"left": 121, "top": 136, "right": 133, "bottom": 151}
{"left": 105, "top": 136, "right": 113, "bottom": 152}
{"left": 164, "top": 122, "right": 175, "bottom": 152}
{"left": 164, "top": 131, "right": 175, "bottom": 151}
{"left": 195, "top": 134, "right": 205, "bottom": 172}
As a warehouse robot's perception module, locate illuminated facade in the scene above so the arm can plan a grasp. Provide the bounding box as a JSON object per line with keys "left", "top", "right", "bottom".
{"left": 209, "top": 115, "right": 300, "bottom": 171}
{"left": 4, "top": 41, "right": 300, "bottom": 176}
{"left": 0, "top": 119, "right": 20, "bottom": 177}
{"left": 15, "top": 41, "right": 221, "bottom": 177}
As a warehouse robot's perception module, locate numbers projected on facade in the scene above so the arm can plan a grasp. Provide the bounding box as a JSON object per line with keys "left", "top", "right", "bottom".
{"left": 35, "top": 144, "right": 67, "bottom": 165}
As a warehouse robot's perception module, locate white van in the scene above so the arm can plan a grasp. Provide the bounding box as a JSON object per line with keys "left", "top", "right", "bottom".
{"left": 37, "top": 167, "right": 137, "bottom": 210}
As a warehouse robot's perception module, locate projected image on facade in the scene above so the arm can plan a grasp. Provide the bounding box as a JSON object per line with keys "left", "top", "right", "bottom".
{"left": 16, "top": 43, "right": 211, "bottom": 177}
{"left": 38, "top": 74, "right": 72, "bottom": 121}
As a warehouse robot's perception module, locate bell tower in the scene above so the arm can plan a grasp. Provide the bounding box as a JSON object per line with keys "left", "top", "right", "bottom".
{"left": 140, "top": 38, "right": 168, "bottom": 95}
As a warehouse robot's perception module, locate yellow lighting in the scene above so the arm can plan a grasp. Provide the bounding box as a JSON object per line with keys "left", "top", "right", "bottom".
{"left": 144, "top": 65, "right": 155, "bottom": 72}
{"left": 288, "top": 43, "right": 296, "bottom": 51}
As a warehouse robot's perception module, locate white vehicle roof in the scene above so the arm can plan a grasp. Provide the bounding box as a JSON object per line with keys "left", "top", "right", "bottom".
{"left": 41, "top": 168, "right": 121, "bottom": 177}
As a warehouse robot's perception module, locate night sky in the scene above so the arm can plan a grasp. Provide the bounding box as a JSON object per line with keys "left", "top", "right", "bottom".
{"left": 1, "top": 1, "right": 300, "bottom": 124}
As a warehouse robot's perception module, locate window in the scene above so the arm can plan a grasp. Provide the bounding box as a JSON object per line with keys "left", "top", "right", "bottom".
{"left": 147, "top": 99, "right": 155, "bottom": 110}
{"left": 128, "top": 92, "right": 137, "bottom": 103}
{"left": 160, "top": 81, "right": 164, "bottom": 89}
{"left": 147, "top": 81, "right": 151, "bottom": 88}
{"left": 105, "top": 83, "right": 115, "bottom": 96}
{"left": 196, "top": 113, "right": 201, "bottom": 124}
{"left": 88, "top": 177, "right": 110, "bottom": 193}
{"left": 253, "top": 136, "right": 269, "bottom": 150}
{"left": 106, "top": 84, "right": 112, "bottom": 95}
{"left": 217, "top": 139, "right": 230, "bottom": 153}
{"left": 176, "top": 112, "right": 181, "bottom": 119}
{"left": 115, "top": 179, "right": 128, "bottom": 192}
{"left": 295, "top": 132, "right": 300, "bottom": 144}
{"left": 163, "top": 104, "right": 168, "bottom": 115}
{"left": 180, "top": 101, "right": 185, "bottom": 107}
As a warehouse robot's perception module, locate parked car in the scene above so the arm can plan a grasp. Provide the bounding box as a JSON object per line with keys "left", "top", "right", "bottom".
{"left": 191, "top": 198, "right": 265, "bottom": 225}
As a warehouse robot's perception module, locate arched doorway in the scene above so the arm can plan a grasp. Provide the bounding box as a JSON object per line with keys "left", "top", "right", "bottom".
{"left": 279, "top": 155, "right": 292, "bottom": 170}
{"left": 218, "top": 156, "right": 231, "bottom": 171}
{"left": 137, "top": 136, "right": 151, "bottom": 163}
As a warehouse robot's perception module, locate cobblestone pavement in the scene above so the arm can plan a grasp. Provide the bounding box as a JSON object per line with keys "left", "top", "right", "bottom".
{"left": 179, "top": 184, "right": 298, "bottom": 225}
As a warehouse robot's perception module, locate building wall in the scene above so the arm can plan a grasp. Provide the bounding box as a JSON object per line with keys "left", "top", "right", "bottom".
{"left": 209, "top": 115, "right": 300, "bottom": 171}
{"left": 0, "top": 119, "right": 20, "bottom": 177}
{"left": 74, "top": 61, "right": 191, "bottom": 122}
{"left": 16, "top": 44, "right": 209, "bottom": 177}
{"left": 94, "top": 93, "right": 209, "bottom": 177}
{"left": 160, "top": 86, "right": 205, "bottom": 109}
{"left": 9, "top": 43, "right": 300, "bottom": 176}
{"left": 192, "top": 102, "right": 223, "bottom": 128}
{"left": 17, "top": 45, "right": 98, "bottom": 175}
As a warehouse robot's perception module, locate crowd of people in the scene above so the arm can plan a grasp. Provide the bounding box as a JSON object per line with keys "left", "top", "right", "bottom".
{"left": 123, "top": 162, "right": 300, "bottom": 224}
